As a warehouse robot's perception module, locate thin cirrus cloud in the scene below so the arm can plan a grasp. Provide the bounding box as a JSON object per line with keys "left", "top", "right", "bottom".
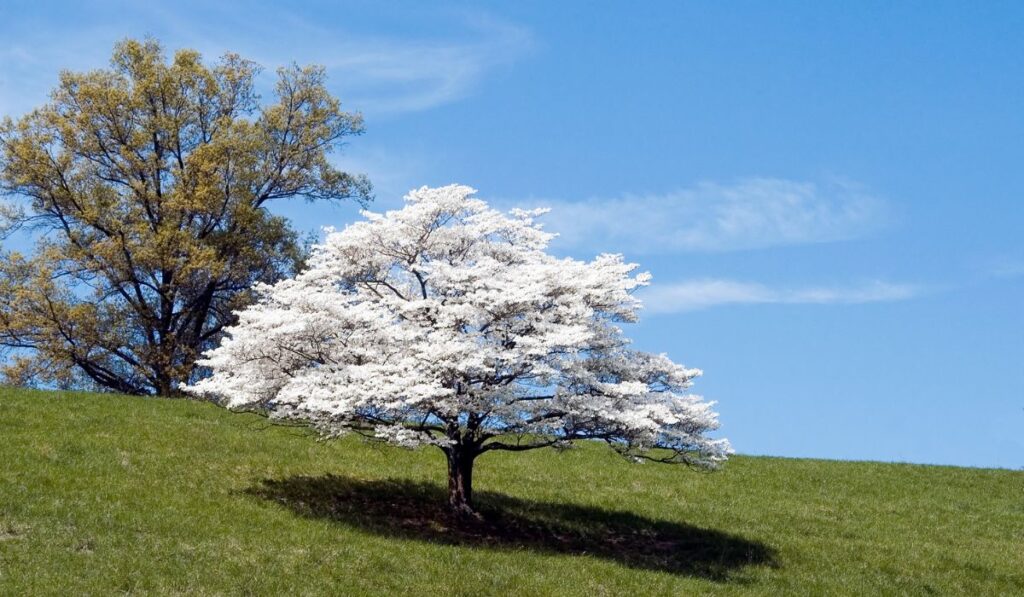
{"left": 984, "top": 256, "right": 1024, "bottom": 279}
{"left": 640, "top": 279, "right": 921, "bottom": 315}
{"left": 320, "top": 21, "right": 533, "bottom": 115}
{"left": 146, "top": 4, "right": 535, "bottom": 117}
{"left": 534, "top": 178, "right": 891, "bottom": 254}
{"left": 168, "top": 11, "right": 535, "bottom": 116}
{"left": 0, "top": 5, "right": 534, "bottom": 118}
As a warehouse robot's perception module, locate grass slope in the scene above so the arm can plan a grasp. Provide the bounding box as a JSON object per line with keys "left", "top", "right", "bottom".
{"left": 0, "top": 387, "right": 1021, "bottom": 595}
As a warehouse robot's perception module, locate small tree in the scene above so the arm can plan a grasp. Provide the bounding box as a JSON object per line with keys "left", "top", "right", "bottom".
{"left": 186, "top": 185, "right": 730, "bottom": 516}
{"left": 0, "top": 38, "right": 369, "bottom": 395}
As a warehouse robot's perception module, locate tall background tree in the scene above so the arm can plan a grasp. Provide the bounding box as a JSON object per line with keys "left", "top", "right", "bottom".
{"left": 0, "top": 38, "right": 370, "bottom": 395}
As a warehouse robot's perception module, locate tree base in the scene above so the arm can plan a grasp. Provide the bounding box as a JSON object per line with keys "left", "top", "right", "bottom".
{"left": 448, "top": 500, "right": 484, "bottom": 522}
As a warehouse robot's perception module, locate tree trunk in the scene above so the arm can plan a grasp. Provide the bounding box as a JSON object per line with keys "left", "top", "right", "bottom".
{"left": 445, "top": 445, "right": 479, "bottom": 519}
{"left": 155, "top": 373, "right": 174, "bottom": 397}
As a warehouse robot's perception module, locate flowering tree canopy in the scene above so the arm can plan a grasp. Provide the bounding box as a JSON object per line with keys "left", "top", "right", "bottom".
{"left": 186, "top": 185, "right": 730, "bottom": 515}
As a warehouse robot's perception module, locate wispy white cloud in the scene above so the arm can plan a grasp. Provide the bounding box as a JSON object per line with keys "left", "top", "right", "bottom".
{"left": 138, "top": 3, "right": 534, "bottom": 117}
{"left": 522, "top": 178, "right": 890, "bottom": 254}
{"left": 319, "top": 20, "right": 533, "bottom": 115}
{"left": 641, "top": 279, "right": 921, "bottom": 314}
{"left": 984, "top": 257, "right": 1024, "bottom": 279}
{"left": 0, "top": 3, "right": 534, "bottom": 118}
{"left": 152, "top": 7, "right": 536, "bottom": 116}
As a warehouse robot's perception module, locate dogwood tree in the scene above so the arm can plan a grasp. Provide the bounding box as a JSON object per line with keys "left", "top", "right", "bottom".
{"left": 186, "top": 185, "right": 730, "bottom": 516}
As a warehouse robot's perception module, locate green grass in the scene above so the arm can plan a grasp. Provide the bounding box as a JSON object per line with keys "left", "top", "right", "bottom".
{"left": 0, "top": 387, "right": 1021, "bottom": 595}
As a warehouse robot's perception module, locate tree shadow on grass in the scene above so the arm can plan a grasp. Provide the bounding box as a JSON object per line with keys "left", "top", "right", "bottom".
{"left": 247, "top": 475, "right": 777, "bottom": 580}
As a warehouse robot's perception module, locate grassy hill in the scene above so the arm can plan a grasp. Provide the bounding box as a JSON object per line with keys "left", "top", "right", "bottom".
{"left": 0, "top": 387, "right": 1021, "bottom": 595}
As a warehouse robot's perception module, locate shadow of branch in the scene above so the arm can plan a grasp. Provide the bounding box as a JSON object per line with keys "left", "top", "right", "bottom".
{"left": 247, "top": 474, "right": 777, "bottom": 580}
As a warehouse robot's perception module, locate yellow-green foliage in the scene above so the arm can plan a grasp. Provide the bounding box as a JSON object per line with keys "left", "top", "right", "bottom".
{"left": 0, "top": 39, "right": 369, "bottom": 395}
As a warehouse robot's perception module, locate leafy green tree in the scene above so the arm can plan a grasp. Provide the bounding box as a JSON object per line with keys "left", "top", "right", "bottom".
{"left": 0, "top": 38, "right": 370, "bottom": 395}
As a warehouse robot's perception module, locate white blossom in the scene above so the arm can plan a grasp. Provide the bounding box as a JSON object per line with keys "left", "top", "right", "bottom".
{"left": 186, "top": 184, "right": 731, "bottom": 475}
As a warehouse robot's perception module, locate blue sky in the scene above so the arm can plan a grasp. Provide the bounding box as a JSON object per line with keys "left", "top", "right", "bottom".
{"left": 1, "top": 1, "right": 1022, "bottom": 468}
